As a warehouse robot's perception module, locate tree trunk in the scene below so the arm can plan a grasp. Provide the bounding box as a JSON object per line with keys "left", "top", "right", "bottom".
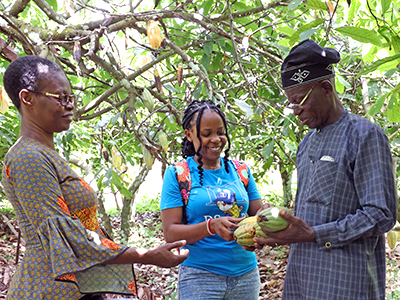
{"left": 97, "top": 192, "right": 113, "bottom": 239}
{"left": 279, "top": 163, "right": 293, "bottom": 208}
{"left": 120, "top": 167, "right": 150, "bottom": 243}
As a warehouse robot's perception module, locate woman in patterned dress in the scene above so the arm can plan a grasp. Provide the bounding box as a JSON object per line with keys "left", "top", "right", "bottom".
{"left": 1, "top": 55, "right": 188, "bottom": 300}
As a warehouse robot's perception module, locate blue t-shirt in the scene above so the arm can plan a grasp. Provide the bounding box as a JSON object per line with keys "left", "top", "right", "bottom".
{"left": 160, "top": 156, "right": 261, "bottom": 276}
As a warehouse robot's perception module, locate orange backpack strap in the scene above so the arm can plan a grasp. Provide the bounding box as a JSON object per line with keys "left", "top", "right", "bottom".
{"left": 172, "top": 160, "right": 191, "bottom": 224}
{"left": 230, "top": 160, "right": 249, "bottom": 189}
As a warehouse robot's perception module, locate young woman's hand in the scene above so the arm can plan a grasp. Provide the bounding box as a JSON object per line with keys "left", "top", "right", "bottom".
{"left": 209, "top": 217, "right": 245, "bottom": 241}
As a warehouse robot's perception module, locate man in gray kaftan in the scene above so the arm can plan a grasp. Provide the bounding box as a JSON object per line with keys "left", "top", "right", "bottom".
{"left": 255, "top": 39, "right": 397, "bottom": 300}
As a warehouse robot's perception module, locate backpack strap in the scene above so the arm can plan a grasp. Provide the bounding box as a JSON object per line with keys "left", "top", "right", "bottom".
{"left": 172, "top": 159, "right": 191, "bottom": 224}
{"left": 230, "top": 159, "right": 249, "bottom": 189}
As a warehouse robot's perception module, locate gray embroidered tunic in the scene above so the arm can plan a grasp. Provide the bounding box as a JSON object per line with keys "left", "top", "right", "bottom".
{"left": 283, "top": 111, "right": 397, "bottom": 300}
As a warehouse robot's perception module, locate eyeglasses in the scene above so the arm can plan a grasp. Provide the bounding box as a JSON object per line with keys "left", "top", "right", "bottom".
{"left": 32, "top": 91, "right": 75, "bottom": 106}
{"left": 286, "top": 83, "right": 318, "bottom": 111}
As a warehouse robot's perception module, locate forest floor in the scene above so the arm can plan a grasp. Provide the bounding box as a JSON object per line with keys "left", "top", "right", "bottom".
{"left": 1, "top": 211, "right": 400, "bottom": 300}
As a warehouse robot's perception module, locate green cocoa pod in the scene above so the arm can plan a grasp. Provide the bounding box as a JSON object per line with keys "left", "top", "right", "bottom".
{"left": 257, "top": 206, "right": 292, "bottom": 232}
{"left": 234, "top": 223, "right": 256, "bottom": 246}
{"left": 253, "top": 223, "right": 268, "bottom": 238}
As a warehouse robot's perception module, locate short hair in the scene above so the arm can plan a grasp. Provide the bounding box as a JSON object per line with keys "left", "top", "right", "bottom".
{"left": 181, "top": 100, "right": 231, "bottom": 185}
{"left": 3, "top": 56, "right": 63, "bottom": 110}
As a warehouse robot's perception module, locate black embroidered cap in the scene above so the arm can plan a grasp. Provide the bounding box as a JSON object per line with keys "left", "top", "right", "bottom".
{"left": 281, "top": 39, "right": 340, "bottom": 90}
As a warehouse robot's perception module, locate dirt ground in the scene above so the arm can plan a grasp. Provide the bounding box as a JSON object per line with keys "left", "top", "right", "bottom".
{"left": 1, "top": 212, "right": 399, "bottom": 300}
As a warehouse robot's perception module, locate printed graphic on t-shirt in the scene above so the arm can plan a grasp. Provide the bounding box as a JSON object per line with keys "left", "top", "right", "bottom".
{"left": 202, "top": 180, "right": 246, "bottom": 218}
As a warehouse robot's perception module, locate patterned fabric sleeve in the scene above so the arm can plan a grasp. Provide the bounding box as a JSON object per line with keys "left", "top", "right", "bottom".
{"left": 6, "top": 147, "right": 136, "bottom": 295}
{"left": 313, "top": 126, "right": 397, "bottom": 249}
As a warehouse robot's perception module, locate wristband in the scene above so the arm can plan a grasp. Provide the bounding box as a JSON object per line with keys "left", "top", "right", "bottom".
{"left": 206, "top": 218, "right": 216, "bottom": 235}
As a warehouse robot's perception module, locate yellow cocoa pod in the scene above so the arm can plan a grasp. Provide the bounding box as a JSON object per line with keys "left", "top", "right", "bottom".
{"left": 237, "top": 216, "right": 257, "bottom": 227}
{"left": 159, "top": 131, "right": 168, "bottom": 153}
{"left": 141, "top": 144, "right": 154, "bottom": 169}
{"left": 387, "top": 230, "right": 398, "bottom": 250}
{"left": 142, "top": 88, "right": 154, "bottom": 112}
{"left": 234, "top": 223, "right": 256, "bottom": 246}
{"left": 147, "top": 20, "right": 163, "bottom": 49}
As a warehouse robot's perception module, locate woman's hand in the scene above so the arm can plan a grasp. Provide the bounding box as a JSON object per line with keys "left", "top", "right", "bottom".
{"left": 109, "top": 240, "right": 189, "bottom": 268}
{"left": 138, "top": 240, "right": 190, "bottom": 268}
{"left": 209, "top": 216, "right": 245, "bottom": 241}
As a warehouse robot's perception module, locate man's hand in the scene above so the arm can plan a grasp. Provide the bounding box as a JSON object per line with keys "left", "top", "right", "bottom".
{"left": 254, "top": 209, "right": 315, "bottom": 248}
{"left": 255, "top": 202, "right": 275, "bottom": 216}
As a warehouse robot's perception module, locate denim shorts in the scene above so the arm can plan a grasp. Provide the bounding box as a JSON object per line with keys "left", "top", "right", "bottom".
{"left": 178, "top": 265, "right": 260, "bottom": 300}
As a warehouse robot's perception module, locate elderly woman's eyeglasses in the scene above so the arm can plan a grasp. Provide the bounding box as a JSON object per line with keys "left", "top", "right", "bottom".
{"left": 286, "top": 83, "right": 318, "bottom": 111}
{"left": 32, "top": 91, "right": 75, "bottom": 106}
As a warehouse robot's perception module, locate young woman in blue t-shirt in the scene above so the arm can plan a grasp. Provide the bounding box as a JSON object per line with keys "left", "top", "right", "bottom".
{"left": 161, "top": 100, "right": 265, "bottom": 300}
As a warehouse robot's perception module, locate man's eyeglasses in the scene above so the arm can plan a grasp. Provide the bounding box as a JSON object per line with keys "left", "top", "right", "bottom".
{"left": 286, "top": 83, "right": 318, "bottom": 111}
{"left": 32, "top": 91, "right": 75, "bottom": 106}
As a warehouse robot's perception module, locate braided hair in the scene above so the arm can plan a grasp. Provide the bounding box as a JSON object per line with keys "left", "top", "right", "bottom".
{"left": 3, "top": 56, "right": 63, "bottom": 111}
{"left": 181, "top": 100, "right": 231, "bottom": 185}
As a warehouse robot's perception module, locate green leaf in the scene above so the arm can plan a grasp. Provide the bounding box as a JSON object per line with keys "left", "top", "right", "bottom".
{"left": 111, "top": 112, "right": 121, "bottom": 125}
{"left": 262, "top": 141, "right": 274, "bottom": 160}
{"left": 305, "top": 0, "right": 326, "bottom": 10}
{"left": 335, "top": 79, "right": 344, "bottom": 94}
{"left": 201, "top": 0, "right": 214, "bottom": 16}
{"left": 358, "top": 54, "right": 400, "bottom": 77}
{"left": 193, "top": 82, "right": 203, "bottom": 99}
{"left": 276, "top": 25, "right": 296, "bottom": 37}
{"left": 299, "top": 28, "right": 318, "bottom": 41}
{"left": 231, "top": 2, "right": 252, "bottom": 10}
{"left": 336, "top": 73, "right": 351, "bottom": 89}
{"left": 164, "top": 84, "right": 178, "bottom": 93}
{"left": 347, "top": 0, "right": 361, "bottom": 24}
{"left": 367, "top": 94, "right": 386, "bottom": 116}
{"left": 385, "top": 69, "right": 398, "bottom": 78}
{"left": 209, "top": 52, "right": 223, "bottom": 71}
{"left": 47, "top": 0, "right": 58, "bottom": 11}
{"left": 335, "top": 26, "right": 382, "bottom": 46}
{"left": 381, "top": 0, "right": 391, "bottom": 14}
{"left": 387, "top": 96, "right": 400, "bottom": 123}
{"left": 391, "top": 35, "right": 400, "bottom": 54}
{"left": 200, "top": 53, "right": 210, "bottom": 70}
{"left": 103, "top": 168, "right": 113, "bottom": 187}
{"left": 288, "top": 0, "right": 304, "bottom": 10}
{"left": 289, "top": 19, "right": 325, "bottom": 46}
{"left": 234, "top": 99, "right": 253, "bottom": 118}
{"left": 378, "top": 26, "right": 391, "bottom": 46}
{"left": 204, "top": 42, "right": 213, "bottom": 56}
{"left": 119, "top": 186, "right": 132, "bottom": 199}
{"left": 362, "top": 45, "right": 378, "bottom": 64}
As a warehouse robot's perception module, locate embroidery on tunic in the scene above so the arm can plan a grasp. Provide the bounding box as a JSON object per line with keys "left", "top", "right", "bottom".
{"left": 101, "top": 238, "right": 120, "bottom": 250}
{"left": 5, "top": 165, "right": 11, "bottom": 180}
{"left": 72, "top": 206, "right": 99, "bottom": 231}
{"left": 79, "top": 178, "right": 92, "bottom": 191}
{"left": 58, "top": 273, "right": 77, "bottom": 282}
{"left": 57, "top": 196, "right": 70, "bottom": 215}
{"left": 127, "top": 280, "right": 137, "bottom": 294}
